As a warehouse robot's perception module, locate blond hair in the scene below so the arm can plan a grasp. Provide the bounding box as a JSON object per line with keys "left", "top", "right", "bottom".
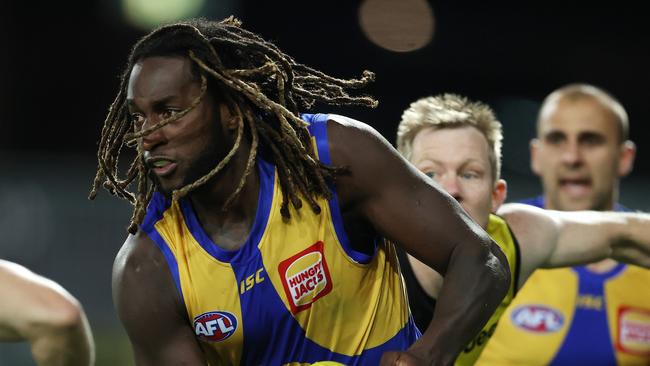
{"left": 397, "top": 94, "right": 503, "bottom": 181}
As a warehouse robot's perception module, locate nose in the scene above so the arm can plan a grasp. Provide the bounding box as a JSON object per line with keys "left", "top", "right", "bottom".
{"left": 560, "top": 140, "right": 583, "bottom": 167}
{"left": 140, "top": 115, "right": 167, "bottom": 151}
{"left": 438, "top": 174, "right": 462, "bottom": 202}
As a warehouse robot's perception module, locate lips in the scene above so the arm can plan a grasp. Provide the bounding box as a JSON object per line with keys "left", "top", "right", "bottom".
{"left": 558, "top": 178, "right": 592, "bottom": 197}
{"left": 144, "top": 155, "right": 178, "bottom": 177}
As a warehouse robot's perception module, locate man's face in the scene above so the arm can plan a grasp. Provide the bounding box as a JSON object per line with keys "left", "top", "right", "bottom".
{"left": 531, "top": 96, "right": 633, "bottom": 211}
{"left": 409, "top": 126, "right": 504, "bottom": 229}
{"left": 127, "top": 56, "right": 235, "bottom": 196}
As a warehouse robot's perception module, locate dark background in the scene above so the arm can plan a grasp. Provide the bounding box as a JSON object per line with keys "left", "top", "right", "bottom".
{"left": 1, "top": 1, "right": 648, "bottom": 365}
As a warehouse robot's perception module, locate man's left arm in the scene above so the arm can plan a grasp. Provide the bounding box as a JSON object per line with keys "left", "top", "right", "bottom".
{"left": 327, "top": 117, "right": 510, "bottom": 365}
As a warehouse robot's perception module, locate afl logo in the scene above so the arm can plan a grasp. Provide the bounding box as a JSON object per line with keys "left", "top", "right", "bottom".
{"left": 193, "top": 311, "right": 238, "bottom": 342}
{"left": 511, "top": 305, "right": 564, "bottom": 333}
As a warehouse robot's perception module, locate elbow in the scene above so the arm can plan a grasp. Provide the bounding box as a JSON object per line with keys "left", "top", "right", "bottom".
{"left": 486, "top": 240, "right": 511, "bottom": 298}
{"left": 30, "top": 289, "right": 86, "bottom": 336}
{"left": 46, "top": 297, "right": 85, "bottom": 332}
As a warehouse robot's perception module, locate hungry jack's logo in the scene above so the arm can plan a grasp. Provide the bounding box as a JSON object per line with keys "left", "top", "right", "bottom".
{"left": 278, "top": 241, "right": 332, "bottom": 314}
{"left": 616, "top": 306, "right": 650, "bottom": 356}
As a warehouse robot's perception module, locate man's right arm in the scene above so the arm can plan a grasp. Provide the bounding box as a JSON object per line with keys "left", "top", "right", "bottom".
{"left": 113, "top": 232, "right": 206, "bottom": 365}
{"left": 499, "top": 203, "right": 650, "bottom": 287}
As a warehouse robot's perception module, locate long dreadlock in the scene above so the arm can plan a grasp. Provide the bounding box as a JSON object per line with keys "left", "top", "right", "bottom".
{"left": 89, "top": 16, "right": 377, "bottom": 234}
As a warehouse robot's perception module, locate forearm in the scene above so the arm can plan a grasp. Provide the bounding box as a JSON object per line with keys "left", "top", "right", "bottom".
{"left": 549, "top": 211, "right": 650, "bottom": 268}
{"left": 611, "top": 212, "right": 650, "bottom": 267}
{"left": 31, "top": 307, "right": 95, "bottom": 366}
{"left": 29, "top": 300, "right": 95, "bottom": 366}
{"left": 411, "top": 240, "right": 510, "bottom": 365}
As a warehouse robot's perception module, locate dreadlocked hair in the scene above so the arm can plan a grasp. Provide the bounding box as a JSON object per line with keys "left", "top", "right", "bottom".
{"left": 89, "top": 16, "right": 378, "bottom": 234}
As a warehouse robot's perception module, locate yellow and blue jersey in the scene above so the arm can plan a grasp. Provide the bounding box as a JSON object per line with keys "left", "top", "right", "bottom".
{"left": 478, "top": 197, "right": 650, "bottom": 365}
{"left": 140, "top": 113, "right": 420, "bottom": 365}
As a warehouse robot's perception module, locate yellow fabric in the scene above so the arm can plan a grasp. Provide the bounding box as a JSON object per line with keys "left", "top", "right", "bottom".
{"left": 477, "top": 265, "right": 650, "bottom": 365}
{"left": 148, "top": 165, "right": 415, "bottom": 364}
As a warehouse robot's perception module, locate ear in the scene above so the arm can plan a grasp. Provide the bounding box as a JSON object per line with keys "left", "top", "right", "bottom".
{"left": 220, "top": 103, "right": 243, "bottom": 131}
{"left": 618, "top": 140, "right": 636, "bottom": 177}
{"left": 491, "top": 179, "right": 508, "bottom": 212}
{"left": 530, "top": 138, "right": 542, "bottom": 176}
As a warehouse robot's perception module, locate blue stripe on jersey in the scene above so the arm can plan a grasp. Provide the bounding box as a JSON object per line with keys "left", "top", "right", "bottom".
{"left": 235, "top": 247, "right": 417, "bottom": 365}
{"left": 141, "top": 193, "right": 185, "bottom": 306}
{"left": 520, "top": 195, "right": 545, "bottom": 208}
{"left": 179, "top": 157, "right": 275, "bottom": 263}
{"left": 303, "top": 113, "right": 373, "bottom": 264}
{"left": 550, "top": 264, "right": 626, "bottom": 365}
{"left": 521, "top": 196, "right": 633, "bottom": 364}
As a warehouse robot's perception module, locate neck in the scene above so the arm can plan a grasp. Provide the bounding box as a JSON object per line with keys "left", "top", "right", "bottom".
{"left": 189, "top": 143, "right": 261, "bottom": 250}
{"left": 586, "top": 258, "right": 619, "bottom": 273}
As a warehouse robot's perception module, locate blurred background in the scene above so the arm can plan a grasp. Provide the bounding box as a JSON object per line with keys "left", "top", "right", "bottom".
{"left": 1, "top": 0, "right": 648, "bottom": 364}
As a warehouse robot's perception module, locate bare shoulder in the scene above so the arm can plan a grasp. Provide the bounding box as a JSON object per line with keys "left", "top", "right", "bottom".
{"left": 324, "top": 115, "right": 421, "bottom": 204}
{"left": 113, "top": 230, "right": 175, "bottom": 298}
{"left": 325, "top": 114, "right": 396, "bottom": 166}
{"left": 113, "top": 230, "right": 168, "bottom": 283}
{"left": 113, "top": 231, "right": 207, "bottom": 363}
{"left": 112, "top": 230, "right": 182, "bottom": 326}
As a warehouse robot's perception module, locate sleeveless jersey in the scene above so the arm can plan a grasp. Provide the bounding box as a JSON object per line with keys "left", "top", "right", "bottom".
{"left": 398, "top": 214, "right": 520, "bottom": 366}
{"left": 477, "top": 197, "right": 650, "bottom": 365}
{"left": 140, "top": 113, "right": 419, "bottom": 365}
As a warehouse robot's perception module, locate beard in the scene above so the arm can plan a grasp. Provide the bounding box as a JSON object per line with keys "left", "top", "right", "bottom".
{"left": 149, "top": 127, "right": 231, "bottom": 200}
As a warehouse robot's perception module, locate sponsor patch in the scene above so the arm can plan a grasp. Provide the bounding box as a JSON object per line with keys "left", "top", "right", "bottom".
{"left": 616, "top": 306, "right": 650, "bottom": 356}
{"left": 511, "top": 305, "right": 564, "bottom": 333}
{"left": 278, "top": 241, "right": 332, "bottom": 314}
{"left": 193, "top": 311, "right": 238, "bottom": 342}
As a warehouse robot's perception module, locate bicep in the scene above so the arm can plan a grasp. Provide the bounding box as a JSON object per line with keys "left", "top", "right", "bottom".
{"left": 364, "top": 171, "right": 485, "bottom": 273}
{"left": 113, "top": 235, "right": 206, "bottom": 365}
{"left": 329, "top": 119, "right": 491, "bottom": 273}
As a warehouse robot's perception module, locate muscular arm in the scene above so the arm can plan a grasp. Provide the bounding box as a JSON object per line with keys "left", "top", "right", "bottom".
{"left": 499, "top": 203, "right": 650, "bottom": 287}
{"left": 0, "top": 260, "right": 95, "bottom": 366}
{"left": 113, "top": 232, "right": 206, "bottom": 365}
{"left": 327, "top": 117, "right": 510, "bottom": 365}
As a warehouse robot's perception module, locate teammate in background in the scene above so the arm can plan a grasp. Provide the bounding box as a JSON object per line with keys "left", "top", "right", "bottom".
{"left": 479, "top": 84, "right": 650, "bottom": 365}
{"left": 0, "top": 259, "right": 95, "bottom": 366}
{"left": 89, "top": 17, "right": 510, "bottom": 365}
{"left": 395, "top": 93, "right": 650, "bottom": 365}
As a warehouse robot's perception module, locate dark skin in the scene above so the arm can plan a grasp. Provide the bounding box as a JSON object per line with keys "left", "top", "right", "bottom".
{"left": 114, "top": 56, "right": 510, "bottom": 365}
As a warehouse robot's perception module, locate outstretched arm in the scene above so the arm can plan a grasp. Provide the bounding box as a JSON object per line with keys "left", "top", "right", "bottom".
{"left": 327, "top": 117, "right": 510, "bottom": 365}
{"left": 113, "top": 232, "right": 207, "bottom": 366}
{"left": 0, "top": 260, "right": 95, "bottom": 366}
{"left": 499, "top": 203, "right": 650, "bottom": 287}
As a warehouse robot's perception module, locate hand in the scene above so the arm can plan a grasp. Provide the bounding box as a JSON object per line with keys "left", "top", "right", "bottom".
{"left": 380, "top": 350, "right": 430, "bottom": 366}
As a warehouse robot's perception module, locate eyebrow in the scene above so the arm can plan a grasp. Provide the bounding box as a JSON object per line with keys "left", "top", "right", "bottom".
{"left": 126, "top": 95, "right": 180, "bottom": 110}
{"left": 428, "top": 158, "right": 487, "bottom": 168}
{"left": 543, "top": 129, "right": 606, "bottom": 139}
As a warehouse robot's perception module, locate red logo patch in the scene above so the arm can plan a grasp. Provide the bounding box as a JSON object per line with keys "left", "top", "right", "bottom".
{"left": 278, "top": 241, "right": 332, "bottom": 314}
{"left": 616, "top": 306, "right": 650, "bottom": 356}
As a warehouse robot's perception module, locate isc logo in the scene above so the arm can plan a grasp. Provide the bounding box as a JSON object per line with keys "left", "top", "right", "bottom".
{"left": 511, "top": 305, "right": 564, "bottom": 333}
{"left": 193, "top": 311, "right": 238, "bottom": 342}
